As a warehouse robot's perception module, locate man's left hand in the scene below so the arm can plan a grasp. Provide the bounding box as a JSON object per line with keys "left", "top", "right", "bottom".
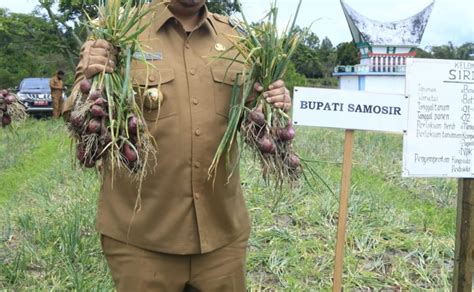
{"left": 254, "top": 80, "right": 291, "bottom": 112}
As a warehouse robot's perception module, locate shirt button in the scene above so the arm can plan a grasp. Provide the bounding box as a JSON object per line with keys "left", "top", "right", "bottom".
{"left": 194, "top": 193, "right": 200, "bottom": 200}
{"left": 192, "top": 98, "right": 199, "bottom": 105}
{"left": 185, "top": 43, "right": 190, "bottom": 49}
{"left": 195, "top": 129, "right": 201, "bottom": 136}
{"left": 194, "top": 162, "right": 201, "bottom": 168}
{"left": 148, "top": 75, "right": 156, "bottom": 82}
{"left": 189, "top": 68, "right": 196, "bottom": 75}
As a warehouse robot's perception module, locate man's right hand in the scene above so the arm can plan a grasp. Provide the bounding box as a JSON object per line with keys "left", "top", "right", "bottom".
{"left": 80, "top": 39, "right": 117, "bottom": 79}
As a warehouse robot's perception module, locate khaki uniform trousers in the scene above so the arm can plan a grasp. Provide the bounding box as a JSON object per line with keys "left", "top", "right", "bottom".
{"left": 101, "top": 230, "right": 249, "bottom": 292}
{"left": 52, "top": 93, "right": 63, "bottom": 118}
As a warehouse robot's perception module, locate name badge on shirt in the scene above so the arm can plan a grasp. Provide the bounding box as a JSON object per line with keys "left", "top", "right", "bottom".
{"left": 133, "top": 51, "right": 163, "bottom": 61}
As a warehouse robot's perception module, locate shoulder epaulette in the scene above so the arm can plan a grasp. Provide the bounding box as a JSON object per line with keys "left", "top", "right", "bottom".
{"left": 212, "top": 13, "right": 229, "bottom": 24}
{"left": 211, "top": 13, "right": 247, "bottom": 36}
{"left": 228, "top": 15, "right": 248, "bottom": 36}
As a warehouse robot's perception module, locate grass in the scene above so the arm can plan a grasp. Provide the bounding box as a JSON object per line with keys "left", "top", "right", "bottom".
{"left": 0, "top": 120, "right": 457, "bottom": 290}
{"left": 0, "top": 120, "right": 64, "bottom": 204}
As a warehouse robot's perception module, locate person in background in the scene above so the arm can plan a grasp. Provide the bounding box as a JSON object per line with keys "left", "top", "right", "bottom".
{"left": 50, "top": 70, "right": 64, "bottom": 118}
{"left": 63, "top": 0, "right": 291, "bottom": 291}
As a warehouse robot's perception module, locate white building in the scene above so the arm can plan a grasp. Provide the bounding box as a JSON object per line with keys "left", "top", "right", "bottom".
{"left": 334, "top": 0, "right": 434, "bottom": 94}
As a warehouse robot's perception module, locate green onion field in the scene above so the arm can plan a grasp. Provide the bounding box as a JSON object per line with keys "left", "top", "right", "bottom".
{"left": 0, "top": 119, "right": 457, "bottom": 290}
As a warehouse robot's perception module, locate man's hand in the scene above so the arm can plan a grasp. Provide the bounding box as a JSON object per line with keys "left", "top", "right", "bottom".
{"left": 254, "top": 80, "right": 291, "bottom": 112}
{"left": 80, "top": 39, "right": 117, "bottom": 79}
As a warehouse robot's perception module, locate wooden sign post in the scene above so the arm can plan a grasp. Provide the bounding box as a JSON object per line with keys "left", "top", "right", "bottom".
{"left": 332, "top": 129, "right": 354, "bottom": 292}
{"left": 453, "top": 178, "right": 474, "bottom": 292}
{"left": 293, "top": 87, "right": 408, "bottom": 290}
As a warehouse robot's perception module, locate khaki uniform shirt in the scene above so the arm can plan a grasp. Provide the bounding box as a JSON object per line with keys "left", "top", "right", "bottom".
{"left": 49, "top": 76, "right": 63, "bottom": 99}
{"left": 65, "top": 3, "right": 250, "bottom": 254}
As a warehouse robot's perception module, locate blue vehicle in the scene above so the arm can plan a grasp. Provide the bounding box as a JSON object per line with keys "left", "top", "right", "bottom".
{"left": 16, "top": 78, "right": 66, "bottom": 115}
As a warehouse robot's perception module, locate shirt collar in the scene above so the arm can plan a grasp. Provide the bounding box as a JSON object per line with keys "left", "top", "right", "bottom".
{"left": 151, "top": 1, "right": 217, "bottom": 35}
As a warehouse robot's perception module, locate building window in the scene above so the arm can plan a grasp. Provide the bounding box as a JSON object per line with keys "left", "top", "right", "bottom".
{"left": 387, "top": 47, "right": 396, "bottom": 54}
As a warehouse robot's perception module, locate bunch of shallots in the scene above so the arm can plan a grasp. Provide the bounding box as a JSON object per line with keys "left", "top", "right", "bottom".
{"left": 68, "top": 0, "right": 157, "bottom": 183}
{"left": 209, "top": 0, "right": 304, "bottom": 188}
{"left": 242, "top": 107, "right": 301, "bottom": 185}
{"left": 69, "top": 79, "right": 153, "bottom": 172}
{"left": 0, "top": 89, "right": 27, "bottom": 128}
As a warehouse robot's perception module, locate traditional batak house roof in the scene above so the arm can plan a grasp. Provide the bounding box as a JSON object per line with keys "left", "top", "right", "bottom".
{"left": 337, "top": 0, "right": 434, "bottom": 73}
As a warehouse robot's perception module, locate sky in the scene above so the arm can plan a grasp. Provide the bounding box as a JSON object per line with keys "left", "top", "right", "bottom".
{"left": 0, "top": 0, "right": 473, "bottom": 48}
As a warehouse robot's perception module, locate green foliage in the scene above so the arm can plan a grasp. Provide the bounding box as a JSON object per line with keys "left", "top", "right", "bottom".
{"left": 416, "top": 42, "right": 474, "bottom": 60}
{"left": 431, "top": 42, "right": 458, "bottom": 59}
{"left": 306, "top": 77, "right": 339, "bottom": 88}
{"left": 415, "top": 47, "right": 433, "bottom": 59}
{"left": 455, "top": 42, "right": 474, "bottom": 60}
{"left": 283, "top": 62, "right": 307, "bottom": 93}
{"left": 318, "top": 37, "right": 337, "bottom": 78}
{"left": 291, "top": 26, "right": 323, "bottom": 78}
{"left": 0, "top": 8, "right": 67, "bottom": 89}
{"left": 207, "top": 0, "right": 241, "bottom": 15}
{"left": 292, "top": 41, "right": 323, "bottom": 78}
{"left": 290, "top": 29, "right": 337, "bottom": 79}
{"left": 336, "top": 41, "right": 358, "bottom": 65}
{"left": 58, "top": 0, "right": 98, "bottom": 21}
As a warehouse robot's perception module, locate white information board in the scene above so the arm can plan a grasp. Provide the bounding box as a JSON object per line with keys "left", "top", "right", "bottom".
{"left": 403, "top": 58, "right": 474, "bottom": 178}
{"left": 293, "top": 87, "right": 407, "bottom": 133}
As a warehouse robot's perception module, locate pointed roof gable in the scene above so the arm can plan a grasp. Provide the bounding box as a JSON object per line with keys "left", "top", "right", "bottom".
{"left": 341, "top": 1, "right": 434, "bottom": 47}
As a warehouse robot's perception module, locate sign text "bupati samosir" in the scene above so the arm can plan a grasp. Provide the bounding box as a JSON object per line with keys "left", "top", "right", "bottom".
{"left": 293, "top": 87, "right": 408, "bottom": 133}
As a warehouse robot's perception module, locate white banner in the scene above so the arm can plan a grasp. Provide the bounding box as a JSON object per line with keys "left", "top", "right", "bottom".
{"left": 292, "top": 87, "right": 408, "bottom": 133}
{"left": 403, "top": 58, "right": 474, "bottom": 178}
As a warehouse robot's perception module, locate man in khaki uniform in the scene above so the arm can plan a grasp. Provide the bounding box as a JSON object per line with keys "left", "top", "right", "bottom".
{"left": 64, "top": 0, "right": 291, "bottom": 291}
{"left": 50, "top": 70, "right": 64, "bottom": 118}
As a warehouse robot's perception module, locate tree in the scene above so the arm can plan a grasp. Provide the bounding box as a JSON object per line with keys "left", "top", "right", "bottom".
{"left": 38, "top": 0, "right": 83, "bottom": 71}
{"left": 415, "top": 47, "right": 433, "bottom": 59}
{"left": 302, "top": 30, "right": 319, "bottom": 50}
{"left": 0, "top": 8, "right": 67, "bottom": 88}
{"left": 416, "top": 42, "right": 474, "bottom": 61}
{"left": 207, "top": 0, "right": 241, "bottom": 15}
{"left": 57, "top": 0, "right": 98, "bottom": 22}
{"left": 290, "top": 27, "right": 324, "bottom": 78}
{"left": 336, "top": 42, "right": 358, "bottom": 65}
{"left": 318, "top": 37, "right": 337, "bottom": 79}
{"left": 431, "top": 41, "right": 457, "bottom": 59}
{"left": 282, "top": 62, "right": 307, "bottom": 93}
{"left": 292, "top": 44, "right": 323, "bottom": 78}
{"left": 456, "top": 42, "right": 474, "bottom": 60}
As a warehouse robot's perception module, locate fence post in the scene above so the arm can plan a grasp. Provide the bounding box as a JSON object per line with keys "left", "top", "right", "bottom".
{"left": 453, "top": 178, "right": 474, "bottom": 291}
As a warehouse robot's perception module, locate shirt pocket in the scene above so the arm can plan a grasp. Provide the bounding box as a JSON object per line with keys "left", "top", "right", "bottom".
{"left": 211, "top": 67, "right": 244, "bottom": 118}
{"left": 130, "top": 67, "right": 177, "bottom": 121}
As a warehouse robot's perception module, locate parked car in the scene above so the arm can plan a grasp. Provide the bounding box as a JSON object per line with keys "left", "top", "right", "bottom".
{"left": 16, "top": 77, "right": 66, "bottom": 115}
